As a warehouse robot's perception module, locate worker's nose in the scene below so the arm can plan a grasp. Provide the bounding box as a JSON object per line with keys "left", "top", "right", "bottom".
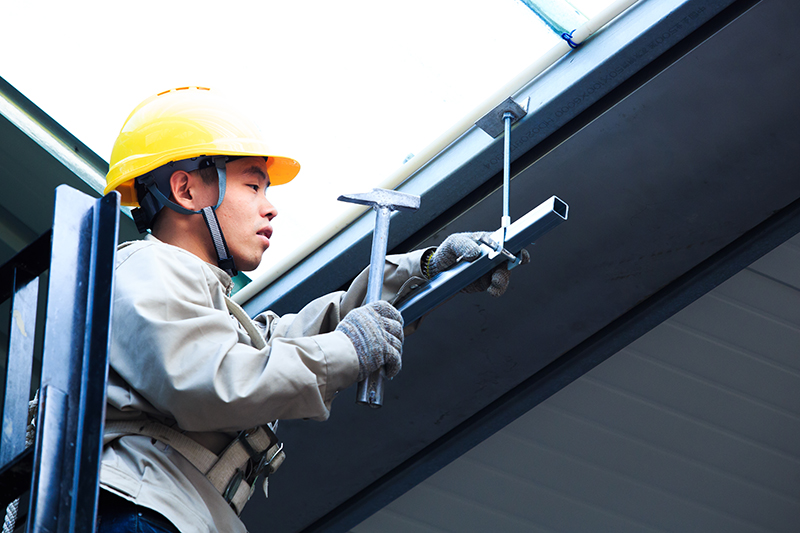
{"left": 261, "top": 196, "right": 277, "bottom": 221}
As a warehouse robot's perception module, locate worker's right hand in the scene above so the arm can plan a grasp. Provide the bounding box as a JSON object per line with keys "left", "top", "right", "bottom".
{"left": 426, "top": 232, "right": 487, "bottom": 277}
{"left": 337, "top": 301, "right": 404, "bottom": 381}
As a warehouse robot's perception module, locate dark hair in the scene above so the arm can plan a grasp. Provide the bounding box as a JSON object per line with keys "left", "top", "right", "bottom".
{"left": 194, "top": 165, "right": 219, "bottom": 185}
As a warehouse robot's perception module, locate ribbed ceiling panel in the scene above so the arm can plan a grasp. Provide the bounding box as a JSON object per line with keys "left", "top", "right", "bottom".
{"left": 354, "top": 236, "right": 800, "bottom": 532}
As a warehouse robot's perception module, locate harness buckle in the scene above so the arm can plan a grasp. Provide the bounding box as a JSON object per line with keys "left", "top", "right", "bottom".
{"left": 223, "top": 427, "right": 284, "bottom": 507}
{"left": 257, "top": 442, "right": 284, "bottom": 477}
{"left": 222, "top": 470, "right": 244, "bottom": 504}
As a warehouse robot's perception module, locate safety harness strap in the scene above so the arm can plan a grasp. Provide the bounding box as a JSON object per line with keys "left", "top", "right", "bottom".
{"left": 101, "top": 252, "right": 276, "bottom": 515}
{"left": 103, "top": 419, "right": 218, "bottom": 472}
{"left": 224, "top": 296, "right": 267, "bottom": 350}
{"left": 104, "top": 420, "right": 284, "bottom": 515}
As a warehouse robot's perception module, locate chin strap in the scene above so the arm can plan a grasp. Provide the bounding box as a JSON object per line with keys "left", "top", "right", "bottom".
{"left": 200, "top": 158, "right": 237, "bottom": 277}
{"left": 134, "top": 156, "right": 238, "bottom": 277}
{"left": 200, "top": 206, "right": 237, "bottom": 276}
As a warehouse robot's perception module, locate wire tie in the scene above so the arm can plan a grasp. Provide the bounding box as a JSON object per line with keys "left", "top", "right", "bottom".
{"left": 561, "top": 29, "right": 580, "bottom": 49}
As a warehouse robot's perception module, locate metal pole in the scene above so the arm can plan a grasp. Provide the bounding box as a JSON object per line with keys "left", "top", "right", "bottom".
{"left": 356, "top": 206, "right": 391, "bottom": 407}
{"left": 503, "top": 111, "right": 512, "bottom": 230}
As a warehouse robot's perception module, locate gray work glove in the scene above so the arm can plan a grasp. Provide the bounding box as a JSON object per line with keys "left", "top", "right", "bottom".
{"left": 336, "top": 301, "right": 404, "bottom": 381}
{"left": 424, "top": 231, "right": 530, "bottom": 297}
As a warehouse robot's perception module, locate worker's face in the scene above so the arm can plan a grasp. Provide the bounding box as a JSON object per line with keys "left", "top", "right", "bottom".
{"left": 208, "top": 157, "right": 278, "bottom": 272}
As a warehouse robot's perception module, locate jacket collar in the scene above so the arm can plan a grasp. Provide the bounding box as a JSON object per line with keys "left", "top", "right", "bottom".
{"left": 143, "top": 234, "right": 235, "bottom": 294}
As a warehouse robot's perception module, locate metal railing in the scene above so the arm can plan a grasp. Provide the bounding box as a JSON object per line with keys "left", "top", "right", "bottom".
{"left": 0, "top": 186, "right": 119, "bottom": 533}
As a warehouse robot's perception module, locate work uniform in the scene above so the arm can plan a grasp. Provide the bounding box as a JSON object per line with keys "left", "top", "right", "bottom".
{"left": 100, "top": 235, "right": 428, "bottom": 533}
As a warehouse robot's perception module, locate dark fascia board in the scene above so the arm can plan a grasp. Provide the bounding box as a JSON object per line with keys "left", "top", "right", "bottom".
{"left": 243, "top": 0, "right": 741, "bottom": 318}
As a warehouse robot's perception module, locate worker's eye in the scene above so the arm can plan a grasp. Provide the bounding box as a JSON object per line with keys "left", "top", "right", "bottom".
{"left": 248, "top": 184, "right": 260, "bottom": 192}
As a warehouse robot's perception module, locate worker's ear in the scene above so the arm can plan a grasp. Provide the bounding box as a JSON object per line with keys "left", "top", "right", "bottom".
{"left": 169, "top": 170, "right": 211, "bottom": 211}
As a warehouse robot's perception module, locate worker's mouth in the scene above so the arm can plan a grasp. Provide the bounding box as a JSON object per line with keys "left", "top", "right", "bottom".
{"left": 257, "top": 227, "right": 273, "bottom": 245}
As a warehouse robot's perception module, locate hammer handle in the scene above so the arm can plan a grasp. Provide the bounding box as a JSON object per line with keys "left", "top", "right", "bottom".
{"left": 356, "top": 206, "right": 391, "bottom": 408}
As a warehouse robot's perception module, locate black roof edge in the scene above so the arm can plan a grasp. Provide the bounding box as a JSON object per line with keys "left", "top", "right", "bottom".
{"left": 0, "top": 76, "right": 109, "bottom": 177}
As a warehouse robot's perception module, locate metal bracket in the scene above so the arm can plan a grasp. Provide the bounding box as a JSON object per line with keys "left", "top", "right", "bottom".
{"left": 477, "top": 97, "right": 531, "bottom": 254}
{"left": 477, "top": 236, "right": 523, "bottom": 270}
{"left": 397, "top": 196, "right": 568, "bottom": 325}
{"left": 475, "top": 97, "right": 530, "bottom": 138}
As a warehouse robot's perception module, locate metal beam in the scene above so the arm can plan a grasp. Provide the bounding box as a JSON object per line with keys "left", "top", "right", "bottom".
{"left": 0, "top": 78, "right": 108, "bottom": 196}
{"left": 398, "top": 196, "right": 567, "bottom": 324}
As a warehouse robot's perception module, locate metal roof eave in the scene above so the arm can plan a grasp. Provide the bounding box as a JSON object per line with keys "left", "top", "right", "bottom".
{"left": 0, "top": 77, "right": 108, "bottom": 195}
{"left": 241, "top": 0, "right": 736, "bottom": 318}
{"left": 0, "top": 78, "right": 141, "bottom": 246}
{"left": 238, "top": 0, "right": 797, "bottom": 532}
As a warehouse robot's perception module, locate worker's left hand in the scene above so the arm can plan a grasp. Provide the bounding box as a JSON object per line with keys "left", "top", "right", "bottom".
{"left": 423, "top": 232, "right": 529, "bottom": 297}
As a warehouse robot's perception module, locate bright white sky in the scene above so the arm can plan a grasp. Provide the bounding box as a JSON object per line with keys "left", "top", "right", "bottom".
{"left": 0, "top": 0, "right": 608, "bottom": 280}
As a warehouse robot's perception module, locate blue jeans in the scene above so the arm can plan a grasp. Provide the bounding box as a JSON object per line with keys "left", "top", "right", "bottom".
{"left": 96, "top": 512, "right": 178, "bottom": 533}
{"left": 96, "top": 491, "right": 180, "bottom": 533}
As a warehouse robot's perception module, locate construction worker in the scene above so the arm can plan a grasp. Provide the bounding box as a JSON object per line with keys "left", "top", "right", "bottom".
{"left": 98, "top": 86, "right": 527, "bottom": 533}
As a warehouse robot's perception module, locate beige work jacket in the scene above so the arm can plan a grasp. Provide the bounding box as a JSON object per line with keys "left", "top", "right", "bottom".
{"left": 100, "top": 235, "right": 428, "bottom": 533}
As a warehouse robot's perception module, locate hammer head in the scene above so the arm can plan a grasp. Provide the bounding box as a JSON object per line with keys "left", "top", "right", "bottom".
{"left": 337, "top": 188, "right": 420, "bottom": 212}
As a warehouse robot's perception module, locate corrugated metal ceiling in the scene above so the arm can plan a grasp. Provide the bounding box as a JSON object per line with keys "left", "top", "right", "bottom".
{"left": 355, "top": 235, "right": 800, "bottom": 532}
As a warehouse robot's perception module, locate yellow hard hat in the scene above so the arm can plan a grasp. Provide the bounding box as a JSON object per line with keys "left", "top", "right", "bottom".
{"left": 104, "top": 86, "right": 300, "bottom": 206}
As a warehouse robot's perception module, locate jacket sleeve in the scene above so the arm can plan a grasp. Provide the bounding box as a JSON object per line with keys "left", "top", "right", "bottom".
{"left": 109, "top": 244, "right": 429, "bottom": 432}
{"left": 255, "top": 248, "right": 430, "bottom": 339}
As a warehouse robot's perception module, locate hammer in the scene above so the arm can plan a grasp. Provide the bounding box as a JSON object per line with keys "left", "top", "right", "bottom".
{"left": 338, "top": 187, "right": 421, "bottom": 408}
